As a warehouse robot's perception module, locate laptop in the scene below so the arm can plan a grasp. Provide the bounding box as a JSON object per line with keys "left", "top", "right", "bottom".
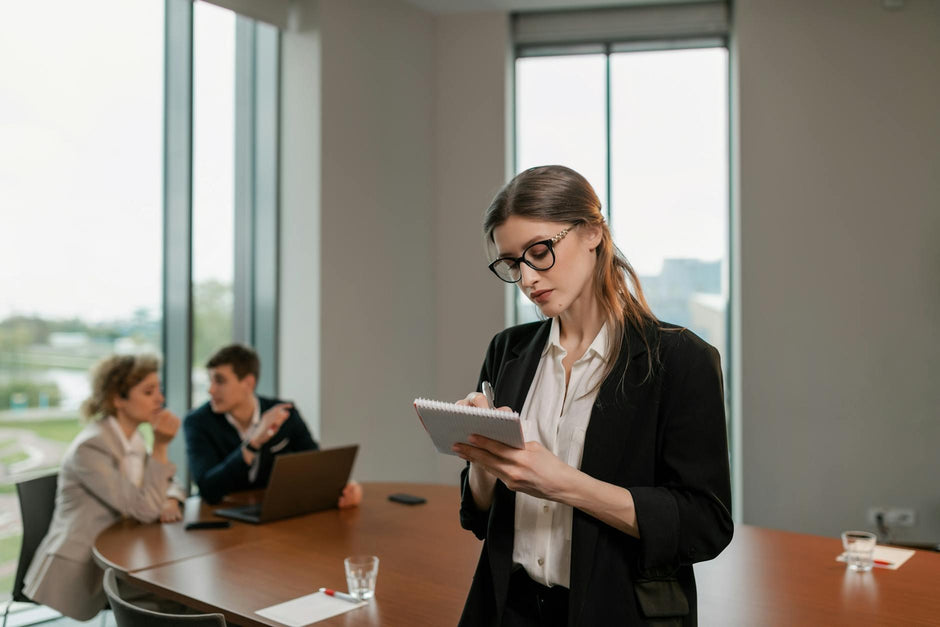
{"left": 214, "top": 445, "right": 358, "bottom": 524}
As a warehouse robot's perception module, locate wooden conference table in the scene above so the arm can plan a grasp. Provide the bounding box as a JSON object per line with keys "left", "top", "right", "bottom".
{"left": 95, "top": 483, "right": 940, "bottom": 626}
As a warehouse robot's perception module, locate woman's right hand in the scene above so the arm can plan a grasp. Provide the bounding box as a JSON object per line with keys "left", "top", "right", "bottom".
{"left": 153, "top": 409, "right": 181, "bottom": 443}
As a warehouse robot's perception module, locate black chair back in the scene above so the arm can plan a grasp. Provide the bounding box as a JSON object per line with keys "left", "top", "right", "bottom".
{"left": 11, "top": 472, "right": 58, "bottom": 602}
{"left": 103, "top": 569, "right": 226, "bottom": 627}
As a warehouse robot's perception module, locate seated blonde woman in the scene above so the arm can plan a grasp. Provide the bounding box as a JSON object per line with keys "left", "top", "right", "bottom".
{"left": 23, "top": 354, "right": 186, "bottom": 620}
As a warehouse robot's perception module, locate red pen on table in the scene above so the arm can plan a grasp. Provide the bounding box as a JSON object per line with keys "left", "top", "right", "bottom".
{"left": 874, "top": 559, "right": 893, "bottom": 566}
{"left": 319, "top": 588, "right": 360, "bottom": 603}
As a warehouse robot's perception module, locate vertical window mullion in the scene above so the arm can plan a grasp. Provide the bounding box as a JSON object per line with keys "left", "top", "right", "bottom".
{"left": 252, "top": 22, "right": 280, "bottom": 397}
{"left": 233, "top": 17, "right": 256, "bottom": 346}
{"left": 605, "top": 46, "right": 612, "bottom": 225}
{"left": 163, "top": 0, "right": 194, "bottom": 474}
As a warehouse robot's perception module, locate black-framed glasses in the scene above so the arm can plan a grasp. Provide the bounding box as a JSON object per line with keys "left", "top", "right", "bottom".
{"left": 487, "top": 227, "right": 571, "bottom": 283}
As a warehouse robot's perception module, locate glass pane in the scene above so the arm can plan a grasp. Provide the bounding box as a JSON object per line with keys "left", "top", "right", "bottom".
{"left": 514, "top": 54, "right": 607, "bottom": 322}
{"left": 609, "top": 48, "right": 729, "bottom": 363}
{"left": 191, "top": 2, "right": 236, "bottom": 407}
{"left": 0, "top": 0, "right": 164, "bottom": 600}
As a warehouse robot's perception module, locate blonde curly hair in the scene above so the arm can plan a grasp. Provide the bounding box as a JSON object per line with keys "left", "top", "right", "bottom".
{"left": 80, "top": 354, "right": 160, "bottom": 420}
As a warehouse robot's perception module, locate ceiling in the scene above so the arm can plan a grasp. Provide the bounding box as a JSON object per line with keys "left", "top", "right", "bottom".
{"left": 402, "top": 0, "right": 707, "bottom": 15}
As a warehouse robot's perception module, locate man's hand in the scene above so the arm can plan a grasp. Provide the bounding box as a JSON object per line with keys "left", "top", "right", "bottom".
{"left": 338, "top": 480, "right": 363, "bottom": 509}
{"left": 249, "top": 403, "right": 293, "bottom": 449}
{"left": 160, "top": 498, "right": 183, "bottom": 523}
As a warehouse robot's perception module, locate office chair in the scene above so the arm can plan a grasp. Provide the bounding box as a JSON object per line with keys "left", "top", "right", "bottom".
{"left": 2, "top": 472, "right": 58, "bottom": 627}
{"left": 103, "top": 569, "right": 226, "bottom": 627}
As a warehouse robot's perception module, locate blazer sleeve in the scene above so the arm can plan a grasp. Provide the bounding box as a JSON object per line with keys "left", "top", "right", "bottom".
{"left": 629, "top": 342, "right": 734, "bottom": 578}
{"left": 68, "top": 438, "right": 175, "bottom": 523}
{"left": 458, "top": 335, "right": 499, "bottom": 540}
{"left": 184, "top": 415, "right": 248, "bottom": 504}
{"left": 285, "top": 406, "right": 319, "bottom": 452}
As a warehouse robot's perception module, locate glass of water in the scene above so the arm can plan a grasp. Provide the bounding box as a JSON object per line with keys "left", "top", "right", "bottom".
{"left": 344, "top": 555, "right": 380, "bottom": 600}
{"left": 841, "top": 531, "right": 877, "bottom": 572}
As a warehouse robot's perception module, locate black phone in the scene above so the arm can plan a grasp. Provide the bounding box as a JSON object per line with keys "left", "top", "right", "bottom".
{"left": 185, "top": 520, "right": 232, "bottom": 530}
{"left": 388, "top": 493, "right": 427, "bottom": 506}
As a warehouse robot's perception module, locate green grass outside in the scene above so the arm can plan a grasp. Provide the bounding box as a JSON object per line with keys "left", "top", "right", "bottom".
{"left": 0, "top": 418, "right": 84, "bottom": 443}
{"left": 0, "top": 533, "right": 22, "bottom": 600}
{"left": 0, "top": 451, "right": 28, "bottom": 466}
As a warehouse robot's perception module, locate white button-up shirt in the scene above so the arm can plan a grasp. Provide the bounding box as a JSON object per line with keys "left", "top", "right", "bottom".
{"left": 226, "top": 396, "right": 262, "bottom": 483}
{"left": 512, "top": 318, "right": 609, "bottom": 588}
{"left": 107, "top": 416, "right": 147, "bottom": 488}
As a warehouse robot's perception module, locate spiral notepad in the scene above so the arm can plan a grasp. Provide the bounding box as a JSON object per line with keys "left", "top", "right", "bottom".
{"left": 413, "top": 398, "right": 524, "bottom": 456}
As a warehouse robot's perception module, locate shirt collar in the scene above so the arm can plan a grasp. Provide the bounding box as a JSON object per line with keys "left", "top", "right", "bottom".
{"left": 225, "top": 396, "right": 261, "bottom": 441}
{"left": 106, "top": 416, "right": 146, "bottom": 456}
{"left": 543, "top": 317, "right": 610, "bottom": 361}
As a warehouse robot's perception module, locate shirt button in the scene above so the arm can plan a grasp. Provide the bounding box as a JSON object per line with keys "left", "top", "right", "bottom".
{"left": 543, "top": 505, "right": 549, "bottom": 513}
{"left": 537, "top": 558, "right": 544, "bottom": 566}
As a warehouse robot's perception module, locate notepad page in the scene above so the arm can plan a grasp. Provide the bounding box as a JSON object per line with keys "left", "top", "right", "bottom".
{"left": 414, "top": 398, "right": 524, "bottom": 455}
{"left": 255, "top": 591, "right": 366, "bottom": 626}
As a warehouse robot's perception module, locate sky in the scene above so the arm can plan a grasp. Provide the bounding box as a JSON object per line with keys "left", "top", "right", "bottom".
{"left": 0, "top": 0, "right": 234, "bottom": 322}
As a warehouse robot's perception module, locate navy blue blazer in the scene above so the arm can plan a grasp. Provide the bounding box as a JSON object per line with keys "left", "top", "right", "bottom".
{"left": 184, "top": 396, "right": 318, "bottom": 504}
{"left": 458, "top": 320, "right": 733, "bottom": 626}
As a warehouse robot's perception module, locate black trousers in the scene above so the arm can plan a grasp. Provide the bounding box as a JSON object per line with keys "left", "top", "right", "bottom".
{"left": 500, "top": 569, "right": 570, "bottom": 627}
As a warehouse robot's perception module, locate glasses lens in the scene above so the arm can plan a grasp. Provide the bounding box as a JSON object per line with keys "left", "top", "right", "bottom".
{"left": 523, "top": 242, "right": 554, "bottom": 270}
{"left": 491, "top": 259, "right": 521, "bottom": 282}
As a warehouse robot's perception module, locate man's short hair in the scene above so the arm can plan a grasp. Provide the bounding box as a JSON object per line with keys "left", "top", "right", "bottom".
{"left": 206, "top": 344, "right": 260, "bottom": 381}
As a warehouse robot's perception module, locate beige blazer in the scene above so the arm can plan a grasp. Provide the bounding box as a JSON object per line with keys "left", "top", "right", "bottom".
{"left": 23, "top": 419, "right": 177, "bottom": 620}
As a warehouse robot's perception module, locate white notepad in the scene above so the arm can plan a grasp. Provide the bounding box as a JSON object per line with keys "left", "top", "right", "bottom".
{"left": 255, "top": 591, "right": 366, "bottom": 626}
{"left": 414, "top": 398, "right": 524, "bottom": 455}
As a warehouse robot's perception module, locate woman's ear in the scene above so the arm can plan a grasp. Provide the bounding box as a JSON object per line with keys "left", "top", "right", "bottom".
{"left": 582, "top": 224, "right": 603, "bottom": 251}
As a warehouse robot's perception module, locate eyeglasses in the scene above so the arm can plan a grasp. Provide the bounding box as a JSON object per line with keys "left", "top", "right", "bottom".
{"left": 487, "top": 227, "right": 571, "bottom": 283}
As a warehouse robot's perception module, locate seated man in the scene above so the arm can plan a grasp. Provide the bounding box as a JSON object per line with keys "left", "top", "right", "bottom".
{"left": 185, "top": 343, "right": 361, "bottom": 506}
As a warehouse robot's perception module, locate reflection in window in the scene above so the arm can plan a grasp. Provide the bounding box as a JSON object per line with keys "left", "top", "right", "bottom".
{"left": 191, "top": 2, "right": 236, "bottom": 407}
{"left": 0, "top": 0, "right": 164, "bottom": 600}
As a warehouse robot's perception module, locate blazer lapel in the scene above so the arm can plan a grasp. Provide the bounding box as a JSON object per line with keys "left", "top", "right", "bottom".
{"left": 493, "top": 320, "right": 551, "bottom": 412}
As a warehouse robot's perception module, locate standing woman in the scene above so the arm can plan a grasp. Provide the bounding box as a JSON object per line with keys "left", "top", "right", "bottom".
{"left": 454, "top": 165, "right": 733, "bottom": 626}
{"left": 23, "top": 354, "right": 186, "bottom": 620}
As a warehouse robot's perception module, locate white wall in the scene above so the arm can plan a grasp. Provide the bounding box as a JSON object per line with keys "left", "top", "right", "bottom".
{"left": 432, "top": 12, "right": 511, "bottom": 480}
{"left": 736, "top": 0, "right": 940, "bottom": 541}
{"left": 281, "top": 0, "right": 511, "bottom": 484}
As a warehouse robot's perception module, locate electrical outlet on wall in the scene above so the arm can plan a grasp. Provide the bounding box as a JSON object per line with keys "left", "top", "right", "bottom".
{"left": 867, "top": 507, "right": 917, "bottom": 527}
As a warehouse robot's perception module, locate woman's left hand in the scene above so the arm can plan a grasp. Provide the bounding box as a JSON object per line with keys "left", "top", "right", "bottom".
{"left": 160, "top": 498, "right": 183, "bottom": 523}
{"left": 453, "top": 435, "right": 574, "bottom": 502}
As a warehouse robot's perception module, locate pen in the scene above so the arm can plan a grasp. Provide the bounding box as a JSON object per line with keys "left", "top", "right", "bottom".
{"left": 874, "top": 559, "right": 894, "bottom": 566}
{"left": 481, "top": 381, "right": 495, "bottom": 409}
{"left": 319, "top": 588, "right": 360, "bottom": 603}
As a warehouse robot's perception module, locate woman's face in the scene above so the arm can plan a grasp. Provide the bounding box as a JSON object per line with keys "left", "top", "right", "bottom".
{"left": 492, "top": 215, "right": 601, "bottom": 318}
{"left": 113, "top": 372, "right": 164, "bottom": 425}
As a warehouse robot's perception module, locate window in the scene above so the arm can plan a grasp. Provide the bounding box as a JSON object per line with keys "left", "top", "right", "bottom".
{"left": 0, "top": 0, "right": 164, "bottom": 600}
{"left": 0, "top": 0, "right": 280, "bottom": 605}
{"left": 515, "top": 47, "right": 729, "bottom": 364}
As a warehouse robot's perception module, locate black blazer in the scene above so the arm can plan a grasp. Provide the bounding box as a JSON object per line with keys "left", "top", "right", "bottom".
{"left": 458, "top": 320, "right": 733, "bottom": 626}
{"left": 184, "top": 396, "right": 318, "bottom": 503}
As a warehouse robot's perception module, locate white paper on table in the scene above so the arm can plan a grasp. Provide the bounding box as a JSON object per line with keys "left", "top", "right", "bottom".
{"left": 835, "top": 545, "right": 916, "bottom": 570}
{"left": 255, "top": 591, "right": 366, "bottom": 626}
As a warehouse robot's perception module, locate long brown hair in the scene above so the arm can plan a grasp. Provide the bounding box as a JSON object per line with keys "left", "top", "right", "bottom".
{"left": 80, "top": 354, "right": 160, "bottom": 420}
{"left": 483, "top": 165, "right": 660, "bottom": 380}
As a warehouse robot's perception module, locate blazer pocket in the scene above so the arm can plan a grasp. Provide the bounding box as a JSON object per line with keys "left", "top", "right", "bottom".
{"left": 633, "top": 577, "right": 690, "bottom": 620}
{"left": 269, "top": 438, "right": 290, "bottom": 453}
